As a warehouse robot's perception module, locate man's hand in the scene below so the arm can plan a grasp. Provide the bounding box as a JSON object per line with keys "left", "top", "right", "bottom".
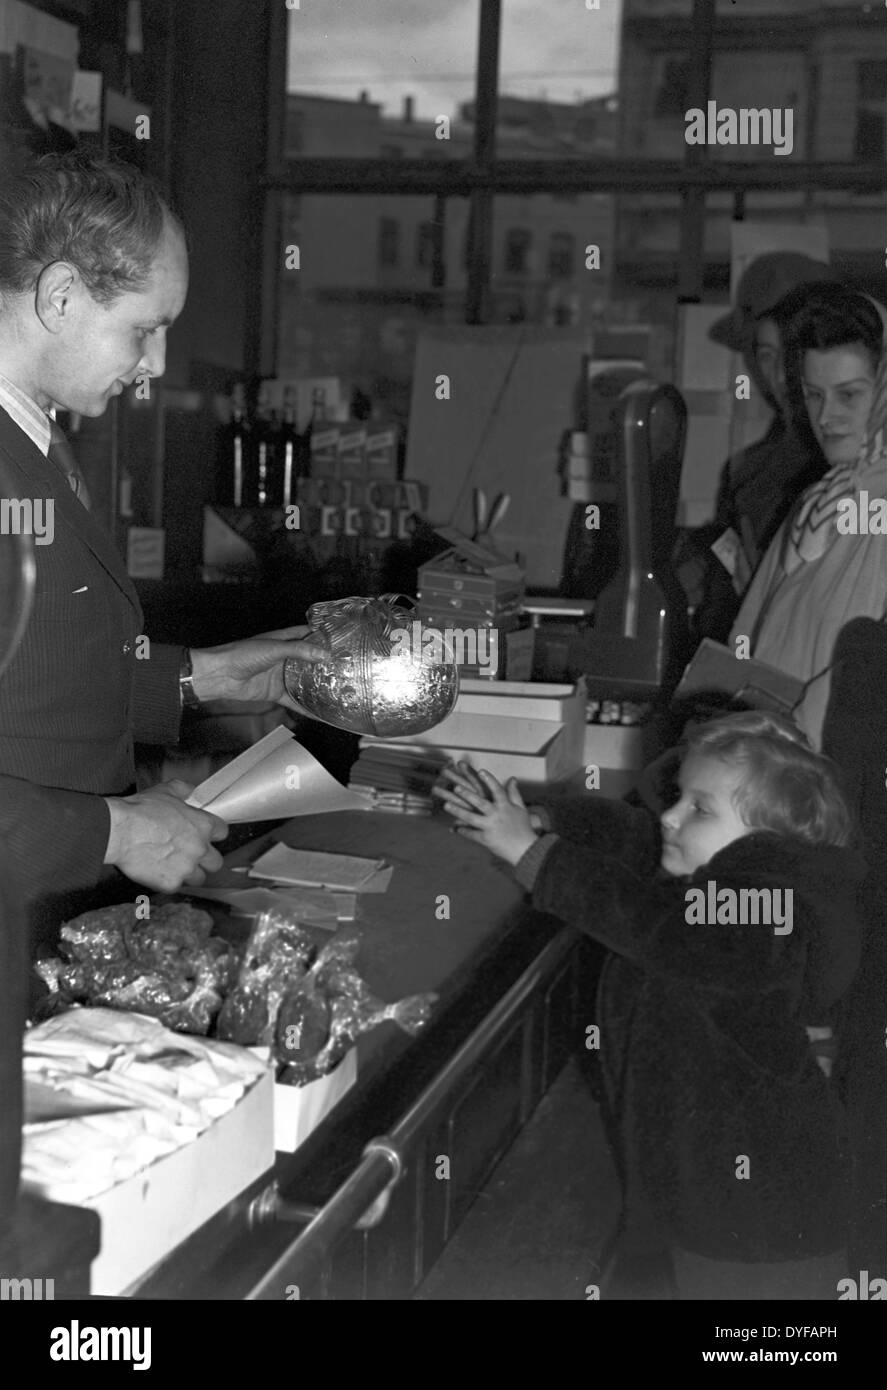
{"left": 188, "top": 625, "right": 330, "bottom": 709}
{"left": 433, "top": 767, "right": 538, "bottom": 865}
{"left": 103, "top": 779, "right": 229, "bottom": 891}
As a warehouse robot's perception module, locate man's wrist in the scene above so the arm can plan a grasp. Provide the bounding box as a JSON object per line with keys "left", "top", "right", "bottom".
{"left": 185, "top": 647, "right": 225, "bottom": 704}
{"left": 179, "top": 648, "right": 202, "bottom": 709}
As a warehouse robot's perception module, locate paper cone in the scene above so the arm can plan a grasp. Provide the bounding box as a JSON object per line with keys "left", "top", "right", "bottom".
{"left": 191, "top": 734, "right": 370, "bottom": 823}
{"left": 187, "top": 726, "right": 293, "bottom": 810}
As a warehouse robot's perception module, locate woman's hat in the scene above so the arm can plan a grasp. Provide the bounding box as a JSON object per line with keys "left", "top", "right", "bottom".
{"left": 709, "top": 252, "right": 838, "bottom": 351}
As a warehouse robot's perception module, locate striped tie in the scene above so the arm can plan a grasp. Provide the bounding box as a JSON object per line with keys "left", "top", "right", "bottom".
{"left": 47, "top": 418, "right": 91, "bottom": 510}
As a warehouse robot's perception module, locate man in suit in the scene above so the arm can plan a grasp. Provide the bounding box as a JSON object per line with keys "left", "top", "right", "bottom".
{"left": 0, "top": 152, "right": 326, "bottom": 934}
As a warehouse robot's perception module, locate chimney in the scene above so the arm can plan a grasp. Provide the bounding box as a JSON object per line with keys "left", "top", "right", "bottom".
{"left": 403, "top": 95, "right": 414, "bottom": 122}
{"left": 359, "top": 90, "right": 369, "bottom": 103}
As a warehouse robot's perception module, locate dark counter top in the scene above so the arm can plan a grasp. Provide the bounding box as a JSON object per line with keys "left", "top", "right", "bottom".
{"left": 130, "top": 808, "right": 569, "bottom": 1298}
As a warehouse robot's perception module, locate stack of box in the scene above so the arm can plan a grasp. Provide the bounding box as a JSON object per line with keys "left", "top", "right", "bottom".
{"left": 362, "top": 678, "right": 587, "bottom": 787}
{"left": 417, "top": 528, "right": 528, "bottom": 680}
{"left": 563, "top": 431, "right": 593, "bottom": 503}
{"left": 347, "top": 743, "right": 449, "bottom": 815}
{"left": 310, "top": 421, "right": 400, "bottom": 483}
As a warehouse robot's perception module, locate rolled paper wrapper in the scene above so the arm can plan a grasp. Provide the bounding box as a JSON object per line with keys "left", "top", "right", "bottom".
{"left": 283, "top": 594, "right": 459, "bottom": 737}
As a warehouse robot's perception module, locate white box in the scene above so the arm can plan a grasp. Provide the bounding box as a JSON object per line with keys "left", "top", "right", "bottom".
{"left": 455, "top": 679, "right": 583, "bottom": 723}
{"left": 271, "top": 1049, "right": 358, "bottom": 1154}
{"left": 371, "top": 725, "right": 581, "bottom": 784}
{"left": 387, "top": 711, "right": 558, "bottom": 754}
{"left": 449, "top": 728, "right": 580, "bottom": 783}
{"left": 89, "top": 1070, "right": 275, "bottom": 1296}
{"left": 366, "top": 680, "right": 587, "bottom": 784}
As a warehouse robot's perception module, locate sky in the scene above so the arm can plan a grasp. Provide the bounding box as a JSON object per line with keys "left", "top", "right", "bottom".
{"left": 286, "top": 0, "right": 623, "bottom": 117}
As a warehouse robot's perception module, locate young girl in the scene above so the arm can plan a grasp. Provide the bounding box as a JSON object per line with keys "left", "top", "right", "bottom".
{"left": 434, "top": 711, "right": 865, "bottom": 1300}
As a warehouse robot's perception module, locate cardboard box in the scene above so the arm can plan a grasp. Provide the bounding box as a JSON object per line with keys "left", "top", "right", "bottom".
{"left": 368, "top": 679, "right": 587, "bottom": 783}
{"left": 271, "top": 1049, "right": 358, "bottom": 1154}
{"left": 310, "top": 426, "right": 341, "bottom": 477}
{"left": 365, "top": 425, "right": 399, "bottom": 481}
{"left": 368, "top": 726, "right": 581, "bottom": 784}
{"left": 388, "top": 710, "right": 559, "bottom": 753}
{"left": 455, "top": 679, "right": 584, "bottom": 722}
{"left": 336, "top": 424, "right": 367, "bottom": 476}
{"left": 88, "top": 1070, "right": 275, "bottom": 1296}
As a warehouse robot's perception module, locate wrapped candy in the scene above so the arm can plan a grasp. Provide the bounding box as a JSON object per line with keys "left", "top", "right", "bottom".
{"left": 36, "top": 904, "right": 438, "bottom": 1080}
{"left": 273, "top": 931, "right": 437, "bottom": 1085}
{"left": 35, "top": 902, "right": 236, "bottom": 1037}
{"left": 282, "top": 594, "right": 459, "bottom": 737}
{"left": 216, "top": 910, "right": 316, "bottom": 1047}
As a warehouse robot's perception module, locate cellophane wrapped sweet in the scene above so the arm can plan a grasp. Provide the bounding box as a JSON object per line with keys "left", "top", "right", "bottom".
{"left": 35, "top": 902, "right": 238, "bottom": 1036}
{"left": 228, "top": 910, "right": 437, "bottom": 1085}
{"left": 36, "top": 904, "right": 437, "bottom": 1085}
{"left": 282, "top": 594, "right": 459, "bottom": 737}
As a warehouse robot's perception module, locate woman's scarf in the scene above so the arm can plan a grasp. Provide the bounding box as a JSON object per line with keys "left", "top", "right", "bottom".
{"left": 782, "top": 298, "right": 887, "bottom": 574}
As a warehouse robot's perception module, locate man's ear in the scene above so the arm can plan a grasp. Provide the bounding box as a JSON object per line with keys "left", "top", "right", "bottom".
{"left": 33, "top": 261, "right": 78, "bottom": 334}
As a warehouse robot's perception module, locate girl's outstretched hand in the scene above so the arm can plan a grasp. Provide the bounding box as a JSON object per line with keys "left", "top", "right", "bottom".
{"left": 433, "top": 765, "right": 537, "bottom": 865}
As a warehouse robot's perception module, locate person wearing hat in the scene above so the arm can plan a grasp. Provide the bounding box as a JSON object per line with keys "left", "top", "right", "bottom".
{"left": 678, "top": 252, "right": 839, "bottom": 644}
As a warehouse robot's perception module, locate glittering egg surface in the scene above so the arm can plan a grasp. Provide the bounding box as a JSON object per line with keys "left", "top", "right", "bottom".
{"left": 283, "top": 647, "right": 459, "bottom": 737}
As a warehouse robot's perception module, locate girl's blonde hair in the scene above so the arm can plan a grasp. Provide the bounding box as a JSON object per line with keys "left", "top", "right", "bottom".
{"left": 685, "top": 710, "right": 853, "bottom": 848}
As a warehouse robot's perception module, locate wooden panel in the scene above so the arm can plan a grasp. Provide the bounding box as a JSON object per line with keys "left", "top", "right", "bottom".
{"left": 442, "top": 1015, "right": 527, "bottom": 1239}
{"left": 541, "top": 951, "right": 580, "bottom": 1092}
{"left": 323, "top": 1228, "right": 367, "bottom": 1302}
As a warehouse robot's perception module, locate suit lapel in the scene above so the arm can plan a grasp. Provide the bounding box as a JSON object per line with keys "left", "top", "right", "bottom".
{"left": 0, "top": 407, "right": 141, "bottom": 615}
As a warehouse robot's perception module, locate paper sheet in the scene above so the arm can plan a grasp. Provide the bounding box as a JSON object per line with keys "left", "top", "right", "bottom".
{"left": 186, "top": 727, "right": 371, "bottom": 822}
{"left": 184, "top": 883, "right": 355, "bottom": 926}
{"left": 248, "top": 844, "right": 393, "bottom": 893}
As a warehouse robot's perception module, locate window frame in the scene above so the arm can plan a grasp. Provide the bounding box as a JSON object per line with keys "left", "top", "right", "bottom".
{"left": 257, "top": 1, "right": 887, "bottom": 375}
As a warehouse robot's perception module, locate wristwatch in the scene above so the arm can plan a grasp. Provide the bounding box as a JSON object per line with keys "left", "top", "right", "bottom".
{"left": 179, "top": 647, "right": 201, "bottom": 709}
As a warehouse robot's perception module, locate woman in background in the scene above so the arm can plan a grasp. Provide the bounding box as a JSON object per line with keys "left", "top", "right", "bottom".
{"left": 682, "top": 253, "right": 836, "bottom": 643}
{"left": 729, "top": 286, "right": 886, "bottom": 751}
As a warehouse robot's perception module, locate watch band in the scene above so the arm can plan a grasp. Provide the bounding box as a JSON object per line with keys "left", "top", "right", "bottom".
{"left": 179, "top": 647, "right": 201, "bottom": 709}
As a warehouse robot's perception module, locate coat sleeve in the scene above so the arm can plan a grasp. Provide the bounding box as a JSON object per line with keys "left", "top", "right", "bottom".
{"left": 131, "top": 642, "right": 185, "bottom": 746}
{"left": 0, "top": 774, "right": 111, "bottom": 909}
{"left": 529, "top": 841, "right": 804, "bottom": 996}
{"left": 529, "top": 794, "right": 661, "bottom": 871}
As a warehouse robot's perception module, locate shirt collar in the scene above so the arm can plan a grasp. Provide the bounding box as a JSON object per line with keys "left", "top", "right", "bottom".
{"left": 0, "top": 373, "right": 52, "bottom": 457}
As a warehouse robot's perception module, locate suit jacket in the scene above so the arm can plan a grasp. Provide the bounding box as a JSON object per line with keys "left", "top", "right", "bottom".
{"left": 0, "top": 406, "right": 183, "bottom": 929}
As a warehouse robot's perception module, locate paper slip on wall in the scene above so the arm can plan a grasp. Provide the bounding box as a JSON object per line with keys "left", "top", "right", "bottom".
{"left": 186, "top": 726, "right": 371, "bottom": 822}
{"left": 248, "top": 843, "right": 393, "bottom": 893}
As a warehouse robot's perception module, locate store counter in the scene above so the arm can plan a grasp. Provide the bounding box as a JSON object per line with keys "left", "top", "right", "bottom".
{"left": 125, "top": 809, "right": 597, "bottom": 1300}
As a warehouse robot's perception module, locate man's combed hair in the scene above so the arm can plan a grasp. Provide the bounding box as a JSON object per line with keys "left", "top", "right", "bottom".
{"left": 686, "top": 710, "right": 854, "bottom": 848}
{"left": 0, "top": 151, "right": 182, "bottom": 305}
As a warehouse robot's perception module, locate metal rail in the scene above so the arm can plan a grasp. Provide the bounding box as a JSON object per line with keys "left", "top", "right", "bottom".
{"left": 244, "top": 928, "right": 574, "bottom": 1300}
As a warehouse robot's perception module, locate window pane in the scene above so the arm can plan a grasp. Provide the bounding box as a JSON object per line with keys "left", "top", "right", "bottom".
{"left": 859, "top": 61, "right": 887, "bottom": 104}
{"left": 504, "top": 228, "right": 532, "bottom": 276}
{"left": 277, "top": 195, "right": 470, "bottom": 426}
{"left": 548, "top": 232, "right": 575, "bottom": 279}
{"left": 286, "top": 0, "right": 478, "bottom": 123}
{"left": 855, "top": 108, "right": 885, "bottom": 163}
{"left": 378, "top": 217, "right": 400, "bottom": 268}
{"left": 497, "top": 0, "right": 619, "bottom": 150}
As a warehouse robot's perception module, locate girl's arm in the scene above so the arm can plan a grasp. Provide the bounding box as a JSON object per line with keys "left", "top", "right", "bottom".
{"left": 520, "top": 836, "right": 676, "bottom": 960}
{"left": 525, "top": 836, "right": 804, "bottom": 998}
{"left": 435, "top": 762, "right": 660, "bottom": 870}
